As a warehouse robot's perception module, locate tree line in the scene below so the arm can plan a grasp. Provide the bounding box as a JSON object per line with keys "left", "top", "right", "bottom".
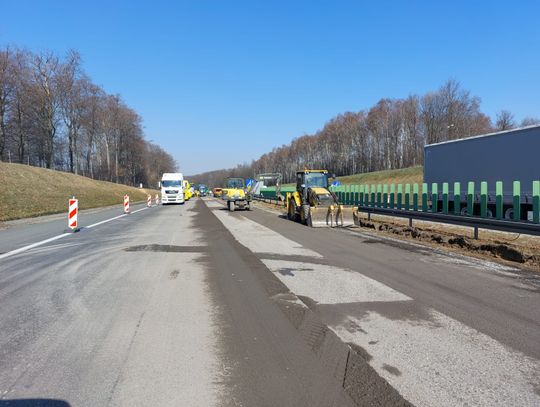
{"left": 191, "top": 80, "right": 539, "bottom": 186}
{"left": 0, "top": 47, "right": 176, "bottom": 187}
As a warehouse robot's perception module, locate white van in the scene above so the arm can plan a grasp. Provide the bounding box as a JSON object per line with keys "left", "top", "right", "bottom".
{"left": 160, "top": 173, "right": 185, "bottom": 204}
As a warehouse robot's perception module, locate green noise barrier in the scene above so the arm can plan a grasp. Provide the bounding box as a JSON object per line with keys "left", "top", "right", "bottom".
{"left": 496, "top": 181, "right": 503, "bottom": 220}
{"left": 533, "top": 181, "right": 540, "bottom": 224}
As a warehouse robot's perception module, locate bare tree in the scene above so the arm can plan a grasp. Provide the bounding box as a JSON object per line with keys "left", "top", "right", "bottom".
{"left": 0, "top": 47, "right": 16, "bottom": 159}
{"left": 520, "top": 117, "right": 540, "bottom": 127}
{"left": 495, "top": 110, "right": 515, "bottom": 131}
{"left": 29, "top": 52, "right": 61, "bottom": 168}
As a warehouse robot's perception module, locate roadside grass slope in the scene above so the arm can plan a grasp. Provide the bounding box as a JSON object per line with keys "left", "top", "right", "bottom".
{"left": 0, "top": 162, "right": 157, "bottom": 221}
{"left": 280, "top": 166, "right": 423, "bottom": 189}
{"left": 337, "top": 166, "right": 423, "bottom": 186}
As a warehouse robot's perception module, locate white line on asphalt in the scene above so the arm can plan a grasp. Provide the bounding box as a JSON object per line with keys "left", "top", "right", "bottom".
{"left": 0, "top": 206, "right": 150, "bottom": 261}
{"left": 0, "top": 233, "right": 71, "bottom": 260}
{"left": 85, "top": 214, "right": 127, "bottom": 229}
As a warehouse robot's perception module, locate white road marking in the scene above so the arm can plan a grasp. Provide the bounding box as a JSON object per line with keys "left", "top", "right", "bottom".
{"left": 0, "top": 233, "right": 71, "bottom": 260}
{"left": 0, "top": 207, "right": 149, "bottom": 261}
{"left": 209, "top": 202, "right": 322, "bottom": 258}
{"left": 86, "top": 214, "right": 127, "bottom": 229}
{"left": 262, "top": 259, "right": 411, "bottom": 304}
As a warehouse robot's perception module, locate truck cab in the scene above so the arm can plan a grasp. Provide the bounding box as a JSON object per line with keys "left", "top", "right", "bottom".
{"left": 160, "top": 173, "right": 185, "bottom": 204}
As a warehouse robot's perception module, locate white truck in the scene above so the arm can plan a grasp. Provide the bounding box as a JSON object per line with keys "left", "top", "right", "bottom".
{"left": 160, "top": 173, "right": 185, "bottom": 204}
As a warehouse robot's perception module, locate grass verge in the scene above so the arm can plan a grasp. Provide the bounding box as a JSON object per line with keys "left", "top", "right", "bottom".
{"left": 281, "top": 166, "right": 424, "bottom": 188}
{"left": 0, "top": 162, "right": 157, "bottom": 221}
{"left": 337, "top": 166, "right": 423, "bottom": 185}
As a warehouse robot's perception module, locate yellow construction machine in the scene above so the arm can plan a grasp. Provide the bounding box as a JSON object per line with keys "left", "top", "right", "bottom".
{"left": 222, "top": 177, "right": 252, "bottom": 211}
{"left": 286, "top": 170, "right": 354, "bottom": 227}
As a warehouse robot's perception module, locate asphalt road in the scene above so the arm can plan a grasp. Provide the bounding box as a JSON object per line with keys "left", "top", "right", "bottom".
{"left": 0, "top": 200, "right": 357, "bottom": 407}
{"left": 1, "top": 197, "right": 539, "bottom": 406}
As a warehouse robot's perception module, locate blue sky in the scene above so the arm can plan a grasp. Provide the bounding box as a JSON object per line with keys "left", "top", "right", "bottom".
{"left": 1, "top": 0, "right": 539, "bottom": 174}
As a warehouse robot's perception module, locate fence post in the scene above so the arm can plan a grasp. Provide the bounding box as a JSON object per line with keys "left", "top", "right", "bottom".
{"left": 480, "top": 181, "right": 488, "bottom": 218}
{"left": 454, "top": 182, "right": 461, "bottom": 215}
{"left": 422, "top": 183, "right": 428, "bottom": 212}
{"left": 377, "top": 184, "right": 382, "bottom": 208}
{"left": 513, "top": 181, "right": 520, "bottom": 221}
{"left": 371, "top": 184, "right": 376, "bottom": 207}
{"left": 442, "top": 183, "right": 449, "bottom": 214}
{"left": 467, "top": 182, "right": 474, "bottom": 216}
{"left": 413, "top": 183, "right": 419, "bottom": 211}
{"left": 383, "top": 184, "right": 388, "bottom": 208}
{"left": 397, "top": 184, "right": 403, "bottom": 210}
{"left": 431, "top": 183, "right": 438, "bottom": 213}
{"left": 533, "top": 181, "right": 539, "bottom": 223}
{"left": 390, "top": 184, "right": 395, "bottom": 208}
{"left": 496, "top": 181, "right": 503, "bottom": 220}
{"left": 405, "top": 184, "right": 411, "bottom": 211}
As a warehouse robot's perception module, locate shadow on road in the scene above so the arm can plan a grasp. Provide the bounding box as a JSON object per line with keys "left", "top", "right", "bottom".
{"left": 0, "top": 400, "right": 70, "bottom": 407}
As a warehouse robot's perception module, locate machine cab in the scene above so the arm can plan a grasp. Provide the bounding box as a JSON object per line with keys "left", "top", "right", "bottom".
{"left": 296, "top": 170, "right": 331, "bottom": 193}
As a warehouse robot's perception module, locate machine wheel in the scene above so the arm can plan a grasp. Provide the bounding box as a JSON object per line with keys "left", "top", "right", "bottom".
{"left": 229, "top": 201, "right": 235, "bottom": 212}
{"left": 227, "top": 201, "right": 230, "bottom": 211}
{"left": 287, "top": 200, "right": 294, "bottom": 220}
{"left": 301, "top": 204, "right": 311, "bottom": 225}
{"left": 288, "top": 200, "right": 300, "bottom": 222}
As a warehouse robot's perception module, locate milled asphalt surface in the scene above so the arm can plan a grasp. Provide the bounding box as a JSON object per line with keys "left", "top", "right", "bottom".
{"left": 241, "top": 202, "right": 540, "bottom": 361}
{"left": 207, "top": 199, "right": 540, "bottom": 406}
{"left": 0, "top": 200, "right": 358, "bottom": 406}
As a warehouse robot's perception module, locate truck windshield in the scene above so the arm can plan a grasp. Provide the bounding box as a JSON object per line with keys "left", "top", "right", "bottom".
{"left": 305, "top": 173, "right": 329, "bottom": 188}
{"left": 227, "top": 179, "right": 244, "bottom": 188}
{"left": 162, "top": 180, "right": 182, "bottom": 187}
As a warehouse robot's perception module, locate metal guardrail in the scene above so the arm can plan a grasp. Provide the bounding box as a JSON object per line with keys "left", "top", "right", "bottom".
{"left": 357, "top": 205, "right": 540, "bottom": 238}
{"left": 253, "top": 195, "right": 285, "bottom": 206}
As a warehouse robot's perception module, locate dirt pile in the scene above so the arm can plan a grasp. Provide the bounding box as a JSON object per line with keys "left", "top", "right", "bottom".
{"left": 359, "top": 221, "right": 539, "bottom": 269}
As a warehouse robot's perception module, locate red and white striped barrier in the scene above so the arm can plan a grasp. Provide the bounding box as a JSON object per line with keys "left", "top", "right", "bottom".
{"left": 155, "top": 193, "right": 160, "bottom": 205}
{"left": 68, "top": 198, "right": 78, "bottom": 230}
{"left": 124, "top": 195, "right": 130, "bottom": 214}
{"left": 147, "top": 194, "right": 152, "bottom": 207}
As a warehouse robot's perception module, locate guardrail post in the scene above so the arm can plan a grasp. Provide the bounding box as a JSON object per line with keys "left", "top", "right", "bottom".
{"left": 383, "top": 184, "right": 388, "bottom": 208}
{"left": 442, "top": 182, "right": 449, "bottom": 214}
{"left": 422, "top": 183, "right": 428, "bottom": 212}
{"left": 405, "top": 184, "right": 411, "bottom": 211}
{"left": 431, "top": 183, "right": 438, "bottom": 213}
{"left": 397, "top": 184, "right": 403, "bottom": 210}
{"left": 533, "top": 181, "right": 540, "bottom": 224}
{"left": 467, "top": 182, "right": 474, "bottom": 216}
{"left": 389, "top": 184, "right": 395, "bottom": 208}
{"left": 454, "top": 182, "right": 461, "bottom": 215}
{"left": 413, "top": 183, "right": 419, "bottom": 211}
{"left": 513, "top": 181, "right": 520, "bottom": 221}
{"left": 480, "top": 181, "right": 488, "bottom": 218}
{"left": 496, "top": 181, "right": 503, "bottom": 220}
{"left": 377, "top": 184, "right": 382, "bottom": 208}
